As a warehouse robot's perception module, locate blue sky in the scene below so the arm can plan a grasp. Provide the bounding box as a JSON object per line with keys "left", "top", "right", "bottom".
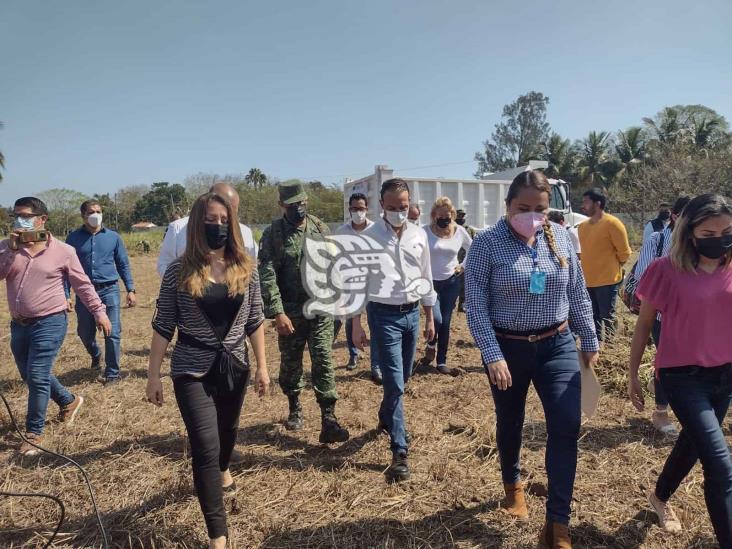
{"left": 1, "top": 0, "right": 730, "bottom": 204}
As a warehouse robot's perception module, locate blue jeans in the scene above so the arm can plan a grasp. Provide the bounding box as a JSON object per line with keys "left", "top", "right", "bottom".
{"left": 10, "top": 312, "right": 74, "bottom": 435}
{"left": 587, "top": 283, "right": 619, "bottom": 342}
{"left": 489, "top": 328, "right": 581, "bottom": 525}
{"left": 366, "top": 302, "right": 420, "bottom": 454}
{"left": 430, "top": 274, "right": 461, "bottom": 365}
{"left": 650, "top": 319, "right": 669, "bottom": 408}
{"left": 76, "top": 284, "right": 121, "bottom": 379}
{"left": 656, "top": 365, "right": 732, "bottom": 546}
{"left": 333, "top": 318, "right": 359, "bottom": 360}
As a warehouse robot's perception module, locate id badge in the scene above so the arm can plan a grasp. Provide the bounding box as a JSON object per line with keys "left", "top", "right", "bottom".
{"left": 529, "top": 270, "right": 546, "bottom": 294}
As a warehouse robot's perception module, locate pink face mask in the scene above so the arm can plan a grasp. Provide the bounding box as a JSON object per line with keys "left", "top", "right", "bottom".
{"left": 509, "top": 212, "right": 546, "bottom": 238}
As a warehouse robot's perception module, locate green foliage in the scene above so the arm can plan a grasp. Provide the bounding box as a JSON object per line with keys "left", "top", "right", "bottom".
{"left": 475, "top": 91, "right": 551, "bottom": 175}
{"left": 133, "top": 182, "right": 188, "bottom": 226}
{"left": 120, "top": 229, "right": 165, "bottom": 256}
{"left": 37, "top": 188, "right": 90, "bottom": 235}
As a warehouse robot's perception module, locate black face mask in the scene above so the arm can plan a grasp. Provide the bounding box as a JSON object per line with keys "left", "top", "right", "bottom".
{"left": 285, "top": 204, "right": 307, "bottom": 225}
{"left": 695, "top": 234, "right": 732, "bottom": 260}
{"left": 455, "top": 218, "right": 465, "bottom": 226}
{"left": 658, "top": 210, "right": 671, "bottom": 221}
{"left": 205, "top": 223, "right": 229, "bottom": 250}
{"left": 436, "top": 217, "right": 451, "bottom": 229}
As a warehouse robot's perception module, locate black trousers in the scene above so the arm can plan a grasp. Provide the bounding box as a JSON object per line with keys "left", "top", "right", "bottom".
{"left": 173, "top": 367, "right": 250, "bottom": 539}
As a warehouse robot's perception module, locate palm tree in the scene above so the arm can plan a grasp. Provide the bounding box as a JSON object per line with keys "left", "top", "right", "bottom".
{"left": 245, "top": 168, "right": 267, "bottom": 189}
{"left": 643, "top": 107, "right": 683, "bottom": 144}
{"left": 576, "top": 131, "right": 614, "bottom": 188}
{"left": 613, "top": 126, "right": 646, "bottom": 180}
{"left": 540, "top": 133, "right": 575, "bottom": 179}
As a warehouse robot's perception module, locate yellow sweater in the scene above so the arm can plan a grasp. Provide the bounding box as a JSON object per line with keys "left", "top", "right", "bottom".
{"left": 578, "top": 213, "right": 632, "bottom": 287}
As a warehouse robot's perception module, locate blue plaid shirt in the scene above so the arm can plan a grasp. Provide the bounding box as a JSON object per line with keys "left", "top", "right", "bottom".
{"left": 464, "top": 217, "right": 598, "bottom": 365}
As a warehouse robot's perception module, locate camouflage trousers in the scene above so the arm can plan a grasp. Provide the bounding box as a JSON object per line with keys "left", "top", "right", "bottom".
{"left": 278, "top": 314, "right": 339, "bottom": 404}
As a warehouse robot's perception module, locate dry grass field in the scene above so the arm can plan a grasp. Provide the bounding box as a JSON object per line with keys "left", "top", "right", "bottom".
{"left": 0, "top": 254, "right": 725, "bottom": 548}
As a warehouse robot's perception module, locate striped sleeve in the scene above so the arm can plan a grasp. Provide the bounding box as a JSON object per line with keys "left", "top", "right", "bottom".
{"left": 245, "top": 268, "right": 265, "bottom": 336}
{"left": 152, "top": 262, "right": 180, "bottom": 341}
{"left": 635, "top": 231, "right": 660, "bottom": 281}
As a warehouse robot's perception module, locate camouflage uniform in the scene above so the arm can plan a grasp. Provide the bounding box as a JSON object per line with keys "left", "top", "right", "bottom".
{"left": 457, "top": 224, "right": 478, "bottom": 312}
{"left": 258, "top": 213, "right": 339, "bottom": 405}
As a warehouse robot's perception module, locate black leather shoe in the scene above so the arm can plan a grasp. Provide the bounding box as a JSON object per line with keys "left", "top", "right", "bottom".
{"left": 371, "top": 372, "right": 383, "bottom": 385}
{"left": 385, "top": 451, "right": 410, "bottom": 483}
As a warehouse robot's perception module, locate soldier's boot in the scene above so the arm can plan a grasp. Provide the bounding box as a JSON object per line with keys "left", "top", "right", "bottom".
{"left": 284, "top": 395, "right": 304, "bottom": 431}
{"left": 319, "top": 403, "right": 350, "bottom": 444}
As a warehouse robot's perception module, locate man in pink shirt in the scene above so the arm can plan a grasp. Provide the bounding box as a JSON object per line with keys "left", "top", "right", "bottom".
{"left": 0, "top": 197, "right": 111, "bottom": 456}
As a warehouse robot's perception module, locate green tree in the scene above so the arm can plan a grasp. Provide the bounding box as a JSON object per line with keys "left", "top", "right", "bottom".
{"left": 475, "top": 91, "right": 551, "bottom": 175}
{"left": 245, "top": 168, "right": 267, "bottom": 189}
{"left": 113, "top": 184, "right": 149, "bottom": 231}
{"left": 643, "top": 105, "right": 730, "bottom": 150}
{"left": 575, "top": 131, "right": 616, "bottom": 189}
{"left": 540, "top": 133, "right": 576, "bottom": 179}
{"left": 0, "top": 122, "right": 5, "bottom": 183}
{"left": 133, "top": 182, "right": 187, "bottom": 226}
{"left": 37, "top": 188, "right": 90, "bottom": 235}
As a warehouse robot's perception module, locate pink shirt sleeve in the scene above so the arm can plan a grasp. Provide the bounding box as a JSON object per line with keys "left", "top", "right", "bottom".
{"left": 65, "top": 247, "right": 107, "bottom": 320}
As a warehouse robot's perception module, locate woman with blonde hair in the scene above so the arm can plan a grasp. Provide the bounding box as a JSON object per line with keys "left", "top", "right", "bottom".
{"left": 420, "top": 196, "right": 472, "bottom": 375}
{"left": 146, "top": 192, "right": 270, "bottom": 549}
{"left": 628, "top": 193, "right": 732, "bottom": 545}
{"left": 465, "top": 170, "right": 599, "bottom": 548}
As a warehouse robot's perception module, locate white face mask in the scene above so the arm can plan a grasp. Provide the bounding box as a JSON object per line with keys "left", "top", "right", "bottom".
{"left": 385, "top": 210, "right": 408, "bottom": 227}
{"left": 351, "top": 210, "right": 367, "bottom": 225}
{"left": 87, "top": 213, "right": 103, "bottom": 228}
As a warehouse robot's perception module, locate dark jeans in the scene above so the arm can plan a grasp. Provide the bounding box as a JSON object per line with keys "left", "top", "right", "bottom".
{"left": 10, "top": 312, "right": 74, "bottom": 435}
{"left": 76, "top": 284, "right": 122, "bottom": 379}
{"left": 173, "top": 367, "right": 250, "bottom": 540}
{"left": 489, "top": 328, "right": 581, "bottom": 525}
{"left": 333, "top": 318, "right": 359, "bottom": 360}
{"left": 429, "top": 274, "right": 461, "bottom": 365}
{"left": 366, "top": 302, "right": 419, "bottom": 454}
{"left": 655, "top": 365, "right": 732, "bottom": 547}
{"left": 458, "top": 271, "right": 466, "bottom": 310}
{"left": 650, "top": 319, "right": 669, "bottom": 408}
{"left": 587, "top": 283, "right": 619, "bottom": 341}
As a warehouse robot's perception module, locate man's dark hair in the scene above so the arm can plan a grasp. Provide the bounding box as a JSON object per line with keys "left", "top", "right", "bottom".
{"left": 380, "top": 178, "right": 410, "bottom": 199}
{"left": 14, "top": 197, "right": 48, "bottom": 216}
{"left": 583, "top": 188, "right": 606, "bottom": 209}
{"left": 671, "top": 196, "right": 691, "bottom": 215}
{"left": 547, "top": 211, "right": 565, "bottom": 224}
{"left": 349, "top": 192, "right": 368, "bottom": 207}
{"left": 80, "top": 199, "right": 101, "bottom": 215}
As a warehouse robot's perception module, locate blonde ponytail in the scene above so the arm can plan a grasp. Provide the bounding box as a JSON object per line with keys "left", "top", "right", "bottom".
{"left": 543, "top": 220, "right": 568, "bottom": 268}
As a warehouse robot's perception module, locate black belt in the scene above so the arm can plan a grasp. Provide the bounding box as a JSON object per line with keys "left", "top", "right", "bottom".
{"left": 93, "top": 280, "right": 118, "bottom": 290}
{"left": 370, "top": 301, "right": 420, "bottom": 313}
{"left": 12, "top": 311, "right": 66, "bottom": 327}
{"left": 494, "top": 321, "right": 569, "bottom": 343}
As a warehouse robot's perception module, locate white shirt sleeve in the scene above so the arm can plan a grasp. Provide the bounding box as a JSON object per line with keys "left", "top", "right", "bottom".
{"left": 568, "top": 227, "right": 581, "bottom": 254}
{"left": 459, "top": 226, "right": 473, "bottom": 265}
{"left": 419, "top": 231, "right": 437, "bottom": 307}
{"left": 239, "top": 223, "right": 258, "bottom": 259}
{"left": 157, "top": 222, "right": 179, "bottom": 277}
{"left": 642, "top": 222, "right": 653, "bottom": 245}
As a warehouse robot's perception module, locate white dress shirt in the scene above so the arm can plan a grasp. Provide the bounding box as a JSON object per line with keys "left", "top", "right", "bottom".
{"left": 362, "top": 218, "right": 437, "bottom": 307}
{"left": 157, "top": 217, "right": 258, "bottom": 277}
{"left": 567, "top": 226, "right": 581, "bottom": 255}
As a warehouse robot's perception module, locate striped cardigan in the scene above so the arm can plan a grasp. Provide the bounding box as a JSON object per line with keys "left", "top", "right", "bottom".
{"left": 152, "top": 260, "right": 265, "bottom": 378}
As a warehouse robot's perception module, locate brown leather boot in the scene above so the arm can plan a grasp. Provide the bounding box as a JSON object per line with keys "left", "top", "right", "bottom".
{"left": 539, "top": 521, "right": 571, "bottom": 549}
{"left": 501, "top": 482, "right": 528, "bottom": 520}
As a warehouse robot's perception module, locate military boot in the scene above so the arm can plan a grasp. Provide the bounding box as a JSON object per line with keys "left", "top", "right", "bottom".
{"left": 284, "top": 394, "right": 304, "bottom": 431}
{"left": 319, "top": 403, "right": 350, "bottom": 444}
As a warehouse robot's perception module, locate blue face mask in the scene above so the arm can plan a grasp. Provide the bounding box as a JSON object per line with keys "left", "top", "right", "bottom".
{"left": 13, "top": 216, "right": 36, "bottom": 230}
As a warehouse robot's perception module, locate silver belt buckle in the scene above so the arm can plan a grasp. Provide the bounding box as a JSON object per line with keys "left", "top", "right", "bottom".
{"left": 527, "top": 334, "right": 539, "bottom": 343}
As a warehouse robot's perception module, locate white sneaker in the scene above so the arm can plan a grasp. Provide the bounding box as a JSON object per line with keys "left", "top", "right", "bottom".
{"left": 647, "top": 490, "right": 682, "bottom": 533}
